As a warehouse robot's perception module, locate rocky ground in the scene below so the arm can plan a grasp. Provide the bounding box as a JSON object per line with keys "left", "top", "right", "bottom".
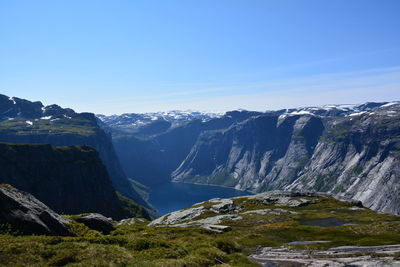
{"left": 1, "top": 189, "right": 400, "bottom": 266}
{"left": 249, "top": 245, "right": 400, "bottom": 266}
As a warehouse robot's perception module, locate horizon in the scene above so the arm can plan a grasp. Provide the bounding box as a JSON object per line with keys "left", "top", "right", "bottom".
{"left": 1, "top": 0, "right": 400, "bottom": 114}
{"left": 4, "top": 91, "right": 399, "bottom": 116}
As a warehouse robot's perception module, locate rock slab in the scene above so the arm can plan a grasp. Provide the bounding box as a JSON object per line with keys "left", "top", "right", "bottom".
{"left": 75, "top": 213, "right": 115, "bottom": 234}
{"left": 0, "top": 185, "right": 71, "bottom": 236}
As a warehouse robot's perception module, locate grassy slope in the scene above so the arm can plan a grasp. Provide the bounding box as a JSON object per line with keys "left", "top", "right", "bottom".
{"left": 0, "top": 117, "right": 97, "bottom": 137}
{"left": 0, "top": 195, "right": 399, "bottom": 266}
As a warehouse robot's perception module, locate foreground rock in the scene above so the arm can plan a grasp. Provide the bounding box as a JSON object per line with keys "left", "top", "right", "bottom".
{"left": 0, "top": 185, "right": 71, "bottom": 236}
{"left": 75, "top": 213, "right": 115, "bottom": 234}
{"left": 149, "top": 196, "right": 242, "bottom": 232}
{"left": 249, "top": 244, "right": 400, "bottom": 267}
{"left": 149, "top": 191, "right": 357, "bottom": 232}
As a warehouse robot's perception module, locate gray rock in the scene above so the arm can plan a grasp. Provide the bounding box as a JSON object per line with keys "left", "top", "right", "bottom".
{"left": 246, "top": 191, "right": 315, "bottom": 207}
{"left": 201, "top": 224, "right": 231, "bottom": 232}
{"left": 249, "top": 244, "right": 400, "bottom": 266}
{"left": 192, "top": 214, "right": 242, "bottom": 225}
{"left": 243, "top": 208, "right": 298, "bottom": 215}
{"left": 210, "top": 198, "right": 239, "bottom": 213}
{"left": 75, "top": 213, "right": 115, "bottom": 234}
{"left": 117, "top": 218, "right": 146, "bottom": 226}
{"left": 286, "top": 240, "right": 331, "bottom": 245}
{"left": 0, "top": 185, "right": 71, "bottom": 236}
{"left": 149, "top": 206, "right": 205, "bottom": 226}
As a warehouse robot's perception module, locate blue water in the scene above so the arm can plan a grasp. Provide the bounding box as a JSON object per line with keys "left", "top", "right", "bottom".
{"left": 148, "top": 182, "right": 252, "bottom": 215}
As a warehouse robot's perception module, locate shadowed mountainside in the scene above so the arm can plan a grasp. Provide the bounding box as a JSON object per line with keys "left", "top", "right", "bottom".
{"left": 0, "top": 143, "right": 150, "bottom": 220}
{"left": 0, "top": 94, "right": 152, "bottom": 213}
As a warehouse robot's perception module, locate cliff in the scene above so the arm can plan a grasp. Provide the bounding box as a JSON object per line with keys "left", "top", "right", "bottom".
{"left": 0, "top": 143, "right": 149, "bottom": 220}
{"left": 171, "top": 104, "right": 400, "bottom": 215}
{"left": 0, "top": 94, "right": 151, "bottom": 211}
{"left": 112, "top": 110, "right": 263, "bottom": 186}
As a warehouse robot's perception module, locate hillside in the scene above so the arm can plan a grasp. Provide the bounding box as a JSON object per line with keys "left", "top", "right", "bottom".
{"left": 0, "top": 94, "right": 152, "bottom": 212}
{"left": 0, "top": 143, "right": 149, "bottom": 220}
{"left": 0, "top": 191, "right": 399, "bottom": 266}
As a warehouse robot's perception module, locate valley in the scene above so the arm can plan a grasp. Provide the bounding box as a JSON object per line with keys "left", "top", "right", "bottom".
{"left": 99, "top": 101, "right": 400, "bottom": 215}
{"left": 0, "top": 93, "right": 399, "bottom": 266}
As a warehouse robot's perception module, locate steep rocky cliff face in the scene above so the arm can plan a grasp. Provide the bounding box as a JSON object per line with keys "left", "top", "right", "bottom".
{"left": 171, "top": 103, "right": 400, "bottom": 214}
{"left": 0, "top": 94, "right": 150, "bottom": 210}
{"left": 172, "top": 114, "right": 324, "bottom": 190}
{"left": 0, "top": 143, "right": 149, "bottom": 220}
{"left": 111, "top": 110, "right": 262, "bottom": 185}
{"left": 286, "top": 106, "right": 400, "bottom": 215}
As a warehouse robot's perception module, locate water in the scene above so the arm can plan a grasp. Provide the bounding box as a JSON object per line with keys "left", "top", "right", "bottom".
{"left": 301, "top": 217, "right": 351, "bottom": 227}
{"left": 148, "top": 182, "right": 252, "bottom": 215}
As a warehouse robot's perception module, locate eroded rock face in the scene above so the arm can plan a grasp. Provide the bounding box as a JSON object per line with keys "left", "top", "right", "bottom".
{"left": 0, "top": 185, "right": 71, "bottom": 236}
{"left": 75, "top": 213, "right": 115, "bottom": 234}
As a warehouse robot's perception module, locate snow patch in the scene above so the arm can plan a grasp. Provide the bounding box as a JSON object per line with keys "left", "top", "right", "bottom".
{"left": 348, "top": 111, "right": 367, "bottom": 117}
{"left": 381, "top": 102, "right": 399, "bottom": 108}
{"left": 289, "top": 110, "right": 312, "bottom": 115}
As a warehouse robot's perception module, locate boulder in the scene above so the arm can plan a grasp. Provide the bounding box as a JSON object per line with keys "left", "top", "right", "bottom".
{"left": 75, "top": 213, "right": 115, "bottom": 234}
{"left": 0, "top": 184, "right": 71, "bottom": 236}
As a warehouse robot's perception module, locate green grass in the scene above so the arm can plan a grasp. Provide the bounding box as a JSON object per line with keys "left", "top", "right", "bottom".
{"left": 0, "top": 195, "right": 399, "bottom": 266}
{"left": 0, "top": 117, "right": 97, "bottom": 137}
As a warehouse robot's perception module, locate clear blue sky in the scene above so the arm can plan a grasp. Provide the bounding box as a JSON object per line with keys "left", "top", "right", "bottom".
{"left": 1, "top": 0, "right": 399, "bottom": 114}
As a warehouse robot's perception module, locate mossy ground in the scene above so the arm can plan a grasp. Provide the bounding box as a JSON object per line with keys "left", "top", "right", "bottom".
{"left": 1, "top": 196, "right": 400, "bottom": 266}
{"left": 0, "top": 117, "right": 97, "bottom": 136}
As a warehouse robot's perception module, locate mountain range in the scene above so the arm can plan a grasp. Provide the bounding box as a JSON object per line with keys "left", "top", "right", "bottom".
{"left": 98, "top": 101, "right": 400, "bottom": 215}
{"left": 1, "top": 93, "right": 399, "bottom": 217}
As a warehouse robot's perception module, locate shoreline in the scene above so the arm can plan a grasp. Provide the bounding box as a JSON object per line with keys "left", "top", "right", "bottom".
{"left": 170, "top": 180, "right": 254, "bottom": 195}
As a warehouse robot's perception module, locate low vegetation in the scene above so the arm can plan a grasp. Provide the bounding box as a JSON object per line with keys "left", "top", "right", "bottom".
{"left": 0, "top": 117, "right": 97, "bottom": 137}
{"left": 1, "top": 195, "right": 400, "bottom": 266}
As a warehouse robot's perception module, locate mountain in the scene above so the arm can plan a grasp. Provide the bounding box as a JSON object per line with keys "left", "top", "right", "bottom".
{"left": 0, "top": 143, "right": 149, "bottom": 219}
{"left": 172, "top": 102, "right": 400, "bottom": 215}
{"left": 0, "top": 94, "right": 153, "bottom": 213}
{"left": 99, "top": 102, "right": 400, "bottom": 215}
{"left": 97, "top": 110, "right": 222, "bottom": 136}
{"left": 105, "top": 110, "right": 263, "bottom": 185}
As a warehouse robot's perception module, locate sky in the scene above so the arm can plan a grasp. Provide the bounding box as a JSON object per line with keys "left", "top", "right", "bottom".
{"left": 0, "top": 0, "right": 399, "bottom": 115}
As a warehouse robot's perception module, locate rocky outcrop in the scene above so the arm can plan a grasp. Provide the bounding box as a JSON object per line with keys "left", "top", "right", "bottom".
{"left": 0, "top": 184, "right": 71, "bottom": 236}
{"left": 149, "top": 191, "right": 351, "bottom": 232}
{"left": 0, "top": 143, "right": 150, "bottom": 220}
{"left": 249, "top": 245, "right": 400, "bottom": 266}
{"left": 75, "top": 214, "right": 115, "bottom": 234}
